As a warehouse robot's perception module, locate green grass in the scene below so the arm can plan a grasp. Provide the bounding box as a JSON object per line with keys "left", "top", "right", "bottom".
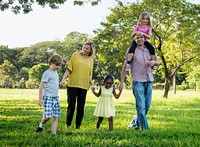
{"left": 0, "top": 89, "right": 200, "bottom": 146}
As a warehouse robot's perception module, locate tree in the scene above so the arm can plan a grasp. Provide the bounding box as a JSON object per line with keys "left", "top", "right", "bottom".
{"left": 0, "top": 0, "right": 101, "bottom": 14}
{"left": 0, "top": 46, "right": 22, "bottom": 71}
{"left": 28, "top": 63, "right": 49, "bottom": 84}
{"left": 94, "top": 0, "right": 200, "bottom": 98}
{"left": 15, "top": 67, "right": 29, "bottom": 88}
{"left": 18, "top": 41, "right": 62, "bottom": 68}
{"left": 0, "top": 60, "right": 18, "bottom": 88}
{"left": 145, "top": 0, "right": 200, "bottom": 98}
{"left": 56, "top": 31, "right": 89, "bottom": 73}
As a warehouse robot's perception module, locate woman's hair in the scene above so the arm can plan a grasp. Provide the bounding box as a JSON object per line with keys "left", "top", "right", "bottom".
{"left": 82, "top": 41, "right": 95, "bottom": 58}
{"left": 103, "top": 75, "right": 114, "bottom": 83}
{"left": 48, "top": 54, "right": 63, "bottom": 66}
{"left": 137, "top": 11, "right": 152, "bottom": 27}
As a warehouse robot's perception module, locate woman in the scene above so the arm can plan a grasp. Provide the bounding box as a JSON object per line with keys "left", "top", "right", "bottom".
{"left": 60, "top": 42, "right": 95, "bottom": 130}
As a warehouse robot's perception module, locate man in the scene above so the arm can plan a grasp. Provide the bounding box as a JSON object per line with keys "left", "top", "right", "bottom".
{"left": 120, "top": 32, "right": 159, "bottom": 130}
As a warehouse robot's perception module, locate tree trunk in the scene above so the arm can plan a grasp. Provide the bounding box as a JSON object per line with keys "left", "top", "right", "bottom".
{"left": 163, "top": 77, "right": 172, "bottom": 98}
{"left": 173, "top": 74, "right": 176, "bottom": 94}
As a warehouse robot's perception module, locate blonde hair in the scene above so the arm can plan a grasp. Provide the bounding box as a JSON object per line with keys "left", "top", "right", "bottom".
{"left": 82, "top": 41, "right": 95, "bottom": 58}
{"left": 48, "top": 54, "right": 63, "bottom": 65}
{"left": 137, "top": 11, "right": 152, "bottom": 27}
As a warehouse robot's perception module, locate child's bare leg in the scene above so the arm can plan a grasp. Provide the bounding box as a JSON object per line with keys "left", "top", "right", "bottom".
{"left": 40, "top": 118, "right": 50, "bottom": 126}
{"left": 51, "top": 117, "right": 59, "bottom": 134}
{"left": 127, "top": 53, "right": 133, "bottom": 63}
{"left": 96, "top": 117, "right": 103, "bottom": 129}
{"left": 36, "top": 117, "right": 50, "bottom": 132}
{"left": 151, "top": 55, "right": 156, "bottom": 61}
{"left": 108, "top": 116, "right": 113, "bottom": 131}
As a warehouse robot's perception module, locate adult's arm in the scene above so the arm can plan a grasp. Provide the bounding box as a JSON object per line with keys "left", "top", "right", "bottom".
{"left": 113, "top": 87, "right": 122, "bottom": 99}
{"left": 119, "top": 48, "right": 130, "bottom": 89}
{"left": 59, "top": 69, "right": 71, "bottom": 86}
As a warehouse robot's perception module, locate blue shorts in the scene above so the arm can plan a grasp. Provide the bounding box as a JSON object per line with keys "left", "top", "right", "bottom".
{"left": 43, "top": 96, "right": 60, "bottom": 118}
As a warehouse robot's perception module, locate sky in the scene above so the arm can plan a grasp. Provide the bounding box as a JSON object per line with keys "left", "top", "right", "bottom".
{"left": 0, "top": 0, "right": 199, "bottom": 48}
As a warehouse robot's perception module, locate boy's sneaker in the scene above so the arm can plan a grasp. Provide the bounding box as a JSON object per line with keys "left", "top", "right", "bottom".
{"left": 36, "top": 126, "right": 43, "bottom": 132}
{"left": 125, "top": 64, "right": 131, "bottom": 71}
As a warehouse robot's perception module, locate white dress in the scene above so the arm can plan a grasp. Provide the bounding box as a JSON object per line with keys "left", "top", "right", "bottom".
{"left": 93, "top": 86, "right": 115, "bottom": 117}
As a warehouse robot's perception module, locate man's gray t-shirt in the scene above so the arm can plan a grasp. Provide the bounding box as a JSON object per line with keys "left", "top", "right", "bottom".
{"left": 41, "top": 69, "right": 59, "bottom": 97}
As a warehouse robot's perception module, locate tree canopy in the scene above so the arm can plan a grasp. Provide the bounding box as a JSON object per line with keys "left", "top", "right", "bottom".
{"left": 94, "top": 0, "right": 200, "bottom": 97}
{"left": 0, "top": 0, "right": 101, "bottom": 14}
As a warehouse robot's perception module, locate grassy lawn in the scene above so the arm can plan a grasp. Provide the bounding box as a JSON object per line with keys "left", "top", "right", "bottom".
{"left": 0, "top": 89, "right": 200, "bottom": 146}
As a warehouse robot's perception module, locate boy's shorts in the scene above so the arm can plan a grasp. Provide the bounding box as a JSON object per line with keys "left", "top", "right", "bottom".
{"left": 43, "top": 96, "right": 60, "bottom": 118}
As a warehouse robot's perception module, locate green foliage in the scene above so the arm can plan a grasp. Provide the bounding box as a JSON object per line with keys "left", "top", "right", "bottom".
{"left": 18, "top": 41, "right": 62, "bottom": 68}
{"left": 29, "top": 63, "right": 49, "bottom": 83}
{"left": 185, "top": 63, "right": 200, "bottom": 91}
{"left": 60, "top": 31, "right": 88, "bottom": 62}
{"left": 0, "top": 32, "right": 95, "bottom": 89}
{"left": 0, "top": 89, "right": 200, "bottom": 146}
{"left": 0, "top": 60, "right": 18, "bottom": 88}
{"left": 17, "top": 67, "right": 29, "bottom": 81}
{"left": 0, "top": 46, "right": 22, "bottom": 70}
{"left": 16, "top": 78, "right": 26, "bottom": 89}
{"left": 94, "top": 0, "right": 200, "bottom": 97}
{"left": 0, "top": 0, "right": 102, "bottom": 14}
{"left": 25, "top": 79, "right": 39, "bottom": 89}
{"left": 176, "top": 81, "right": 188, "bottom": 91}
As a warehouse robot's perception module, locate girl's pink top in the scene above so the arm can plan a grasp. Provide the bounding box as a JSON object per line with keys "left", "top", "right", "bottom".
{"left": 133, "top": 25, "right": 152, "bottom": 41}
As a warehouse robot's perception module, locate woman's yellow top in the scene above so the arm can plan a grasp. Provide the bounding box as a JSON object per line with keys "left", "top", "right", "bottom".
{"left": 67, "top": 52, "right": 94, "bottom": 90}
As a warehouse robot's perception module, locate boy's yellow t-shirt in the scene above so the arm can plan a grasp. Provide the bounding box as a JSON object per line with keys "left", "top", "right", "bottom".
{"left": 67, "top": 52, "right": 94, "bottom": 90}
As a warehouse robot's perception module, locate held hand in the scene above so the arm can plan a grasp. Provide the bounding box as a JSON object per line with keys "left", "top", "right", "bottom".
{"left": 91, "top": 86, "right": 95, "bottom": 92}
{"left": 38, "top": 99, "right": 43, "bottom": 106}
{"left": 119, "top": 82, "right": 124, "bottom": 90}
{"left": 59, "top": 80, "right": 64, "bottom": 88}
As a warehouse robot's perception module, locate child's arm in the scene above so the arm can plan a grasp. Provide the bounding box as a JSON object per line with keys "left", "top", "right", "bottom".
{"left": 131, "top": 31, "right": 137, "bottom": 37}
{"left": 113, "top": 87, "right": 122, "bottom": 99}
{"left": 141, "top": 32, "right": 151, "bottom": 40}
{"left": 38, "top": 81, "right": 45, "bottom": 106}
{"left": 92, "top": 87, "right": 101, "bottom": 97}
{"left": 132, "top": 31, "right": 151, "bottom": 39}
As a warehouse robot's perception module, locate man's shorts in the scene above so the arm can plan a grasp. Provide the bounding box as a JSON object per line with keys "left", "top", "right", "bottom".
{"left": 43, "top": 96, "right": 60, "bottom": 118}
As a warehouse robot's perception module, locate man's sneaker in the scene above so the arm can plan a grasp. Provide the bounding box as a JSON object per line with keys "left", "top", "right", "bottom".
{"left": 128, "top": 116, "right": 139, "bottom": 129}
{"left": 36, "top": 126, "right": 43, "bottom": 132}
{"left": 125, "top": 64, "right": 131, "bottom": 71}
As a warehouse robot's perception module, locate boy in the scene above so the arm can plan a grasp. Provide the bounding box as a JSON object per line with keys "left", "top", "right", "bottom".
{"left": 36, "top": 54, "right": 63, "bottom": 135}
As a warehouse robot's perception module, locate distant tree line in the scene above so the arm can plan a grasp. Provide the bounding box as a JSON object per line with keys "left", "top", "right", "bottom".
{"left": 1, "top": 0, "right": 200, "bottom": 98}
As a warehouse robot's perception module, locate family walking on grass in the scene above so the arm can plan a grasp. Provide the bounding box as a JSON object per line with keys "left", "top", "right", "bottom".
{"left": 36, "top": 11, "right": 159, "bottom": 134}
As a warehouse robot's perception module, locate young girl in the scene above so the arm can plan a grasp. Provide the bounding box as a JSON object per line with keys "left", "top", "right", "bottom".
{"left": 126, "top": 11, "right": 156, "bottom": 71}
{"left": 92, "top": 75, "right": 122, "bottom": 131}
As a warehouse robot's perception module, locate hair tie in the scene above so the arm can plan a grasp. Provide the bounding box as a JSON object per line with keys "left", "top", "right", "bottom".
{"left": 111, "top": 76, "right": 115, "bottom": 80}
{"left": 104, "top": 75, "right": 107, "bottom": 80}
